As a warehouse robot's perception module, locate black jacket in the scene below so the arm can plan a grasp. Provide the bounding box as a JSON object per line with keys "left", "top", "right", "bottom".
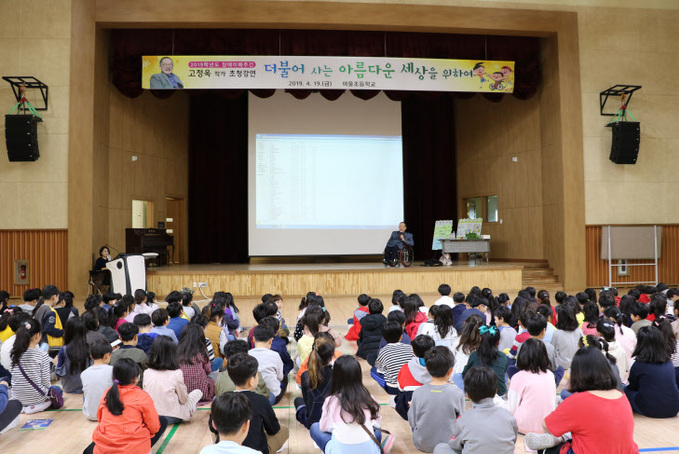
{"left": 356, "top": 313, "right": 387, "bottom": 361}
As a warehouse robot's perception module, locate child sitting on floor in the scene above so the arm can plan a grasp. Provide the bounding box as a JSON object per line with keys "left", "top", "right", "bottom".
{"left": 357, "top": 299, "right": 388, "bottom": 366}
{"left": 373, "top": 321, "right": 413, "bottom": 394}
{"left": 344, "top": 293, "right": 371, "bottom": 342}
{"left": 200, "top": 393, "right": 261, "bottom": 454}
{"left": 408, "top": 346, "right": 465, "bottom": 453}
{"left": 432, "top": 366, "right": 518, "bottom": 454}
{"left": 394, "top": 334, "right": 435, "bottom": 420}
{"left": 225, "top": 354, "right": 289, "bottom": 454}
{"left": 80, "top": 339, "right": 113, "bottom": 421}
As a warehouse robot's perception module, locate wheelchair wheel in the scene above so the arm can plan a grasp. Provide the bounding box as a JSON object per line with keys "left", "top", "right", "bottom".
{"left": 400, "top": 245, "right": 414, "bottom": 267}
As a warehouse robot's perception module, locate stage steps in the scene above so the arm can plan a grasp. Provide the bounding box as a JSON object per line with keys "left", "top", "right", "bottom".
{"left": 520, "top": 261, "right": 563, "bottom": 292}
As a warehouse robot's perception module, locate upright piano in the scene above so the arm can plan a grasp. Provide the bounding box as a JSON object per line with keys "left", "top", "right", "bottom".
{"left": 125, "top": 228, "right": 174, "bottom": 266}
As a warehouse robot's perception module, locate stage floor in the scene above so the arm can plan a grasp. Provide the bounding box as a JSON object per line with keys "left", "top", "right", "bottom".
{"left": 146, "top": 261, "right": 524, "bottom": 298}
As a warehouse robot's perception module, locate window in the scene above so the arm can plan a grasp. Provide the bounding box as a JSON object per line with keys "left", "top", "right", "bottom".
{"left": 486, "top": 195, "right": 498, "bottom": 222}
{"left": 466, "top": 197, "right": 482, "bottom": 219}
{"left": 464, "top": 195, "right": 498, "bottom": 222}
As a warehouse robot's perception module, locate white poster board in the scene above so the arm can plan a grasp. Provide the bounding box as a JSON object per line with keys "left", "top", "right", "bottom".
{"left": 456, "top": 218, "right": 483, "bottom": 239}
{"left": 432, "top": 220, "right": 454, "bottom": 250}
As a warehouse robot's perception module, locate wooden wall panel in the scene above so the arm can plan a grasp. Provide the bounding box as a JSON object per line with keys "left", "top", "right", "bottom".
{"left": 147, "top": 266, "right": 524, "bottom": 298}
{"left": 0, "top": 230, "right": 68, "bottom": 297}
{"left": 586, "top": 225, "right": 679, "bottom": 287}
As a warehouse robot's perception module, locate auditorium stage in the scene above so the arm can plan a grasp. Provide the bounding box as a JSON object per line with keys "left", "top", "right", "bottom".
{"left": 146, "top": 262, "right": 524, "bottom": 298}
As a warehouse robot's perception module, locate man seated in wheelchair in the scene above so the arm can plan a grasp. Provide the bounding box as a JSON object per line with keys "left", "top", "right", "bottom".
{"left": 383, "top": 222, "right": 414, "bottom": 266}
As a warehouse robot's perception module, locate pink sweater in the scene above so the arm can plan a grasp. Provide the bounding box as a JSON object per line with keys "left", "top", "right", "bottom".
{"left": 507, "top": 370, "right": 556, "bottom": 434}
{"left": 319, "top": 395, "right": 381, "bottom": 444}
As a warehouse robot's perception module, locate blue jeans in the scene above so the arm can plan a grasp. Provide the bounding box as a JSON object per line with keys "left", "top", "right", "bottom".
{"left": 452, "top": 373, "right": 464, "bottom": 391}
{"left": 310, "top": 423, "right": 382, "bottom": 453}
{"left": 211, "top": 357, "right": 223, "bottom": 373}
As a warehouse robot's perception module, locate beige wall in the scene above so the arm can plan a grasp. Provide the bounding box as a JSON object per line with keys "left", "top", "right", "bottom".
{"left": 578, "top": 7, "right": 679, "bottom": 225}
{"left": 0, "top": 0, "right": 71, "bottom": 228}
{"left": 455, "top": 95, "right": 545, "bottom": 260}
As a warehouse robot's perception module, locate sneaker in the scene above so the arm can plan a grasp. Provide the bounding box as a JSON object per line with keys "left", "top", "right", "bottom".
{"left": 22, "top": 401, "right": 51, "bottom": 414}
{"left": 525, "top": 432, "right": 563, "bottom": 451}
{"left": 388, "top": 395, "right": 396, "bottom": 408}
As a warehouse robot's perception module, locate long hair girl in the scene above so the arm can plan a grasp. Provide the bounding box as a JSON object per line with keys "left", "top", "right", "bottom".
{"left": 328, "top": 355, "right": 380, "bottom": 425}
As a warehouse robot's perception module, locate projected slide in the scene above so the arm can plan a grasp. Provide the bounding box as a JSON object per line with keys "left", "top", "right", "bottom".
{"left": 256, "top": 134, "right": 403, "bottom": 230}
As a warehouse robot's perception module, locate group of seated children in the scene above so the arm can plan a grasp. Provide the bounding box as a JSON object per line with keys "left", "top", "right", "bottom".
{"left": 341, "top": 283, "right": 679, "bottom": 453}
{"left": 1, "top": 281, "right": 679, "bottom": 454}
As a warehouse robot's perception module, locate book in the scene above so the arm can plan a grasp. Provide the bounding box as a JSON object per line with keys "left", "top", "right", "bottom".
{"left": 19, "top": 419, "right": 54, "bottom": 431}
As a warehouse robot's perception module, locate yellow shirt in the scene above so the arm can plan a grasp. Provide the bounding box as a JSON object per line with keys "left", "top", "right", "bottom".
{"left": 0, "top": 325, "right": 14, "bottom": 342}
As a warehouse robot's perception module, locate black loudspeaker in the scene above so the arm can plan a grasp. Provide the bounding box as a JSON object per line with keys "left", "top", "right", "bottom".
{"left": 5, "top": 114, "right": 40, "bottom": 162}
{"left": 607, "top": 121, "right": 640, "bottom": 164}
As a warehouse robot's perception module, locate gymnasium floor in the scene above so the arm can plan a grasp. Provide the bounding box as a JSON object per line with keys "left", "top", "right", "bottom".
{"left": 1, "top": 293, "right": 678, "bottom": 453}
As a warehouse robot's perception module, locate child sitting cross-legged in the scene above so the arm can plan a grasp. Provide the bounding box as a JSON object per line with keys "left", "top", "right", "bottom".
{"left": 200, "top": 393, "right": 261, "bottom": 454}
{"left": 462, "top": 325, "right": 508, "bottom": 397}
{"left": 248, "top": 324, "right": 285, "bottom": 405}
{"left": 215, "top": 339, "right": 270, "bottom": 399}
{"left": 393, "top": 334, "right": 435, "bottom": 420}
{"left": 356, "top": 298, "right": 388, "bottom": 366}
{"left": 408, "top": 346, "right": 465, "bottom": 453}
{"left": 432, "top": 366, "right": 518, "bottom": 454}
{"left": 133, "top": 313, "right": 157, "bottom": 356}
{"left": 80, "top": 339, "right": 113, "bottom": 421}
{"left": 294, "top": 333, "right": 336, "bottom": 429}
{"left": 85, "top": 358, "right": 167, "bottom": 454}
{"left": 143, "top": 335, "right": 203, "bottom": 424}
{"left": 110, "top": 322, "right": 149, "bottom": 386}
{"left": 372, "top": 321, "right": 414, "bottom": 394}
{"left": 218, "top": 353, "right": 289, "bottom": 454}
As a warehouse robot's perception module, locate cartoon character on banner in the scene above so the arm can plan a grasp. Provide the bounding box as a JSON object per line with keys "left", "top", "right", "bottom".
{"left": 501, "top": 66, "right": 514, "bottom": 92}
{"left": 473, "top": 62, "right": 488, "bottom": 87}
{"left": 489, "top": 72, "right": 504, "bottom": 91}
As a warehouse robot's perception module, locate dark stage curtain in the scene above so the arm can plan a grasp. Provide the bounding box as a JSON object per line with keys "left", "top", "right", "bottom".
{"left": 401, "top": 93, "right": 457, "bottom": 259}
{"left": 188, "top": 92, "right": 249, "bottom": 264}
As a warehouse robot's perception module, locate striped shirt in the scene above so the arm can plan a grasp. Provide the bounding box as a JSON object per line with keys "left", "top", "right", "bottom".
{"left": 375, "top": 342, "right": 414, "bottom": 387}
{"left": 10, "top": 347, "right": 51, "bottom": 406}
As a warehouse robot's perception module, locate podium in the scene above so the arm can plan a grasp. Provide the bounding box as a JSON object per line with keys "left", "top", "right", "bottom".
{"left": 106, "top": 254, "right": 146, "bottom": 295}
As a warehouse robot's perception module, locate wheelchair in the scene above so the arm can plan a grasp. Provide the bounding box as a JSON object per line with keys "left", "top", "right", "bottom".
{"left": 386, "top": 244, "right": 414, "bottom": 268}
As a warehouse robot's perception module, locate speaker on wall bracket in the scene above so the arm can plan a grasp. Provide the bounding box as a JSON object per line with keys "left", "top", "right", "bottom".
{"left": 2, "top": 76, "right": 49, "bottom": 162}
{"left": 607, "top": 120, "right": 640, "bottom": 165}
{"left": 5, "top": 114, "right": 41, "bottom": 162}
{"left": 599, "top": 84, "right": 642, "bottom": 165}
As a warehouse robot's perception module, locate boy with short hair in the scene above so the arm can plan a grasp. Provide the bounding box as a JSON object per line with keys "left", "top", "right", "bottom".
{"left": 133, "top": 313, "right": 157, "bottom": 355}
{"left": 511, "top": 313, "right": 564, "bottom": 386}
{"left": 150, "top": 308, "right": 179, "bottom": 344}
{"left": 630, "top": 303, "right": 652, "bottom": 334}
{"left": 409, "top": 346, "right": 465, "bottom": 453}
{"left": 494, "top": 306, "right": 517, "bottom": 353}
{"left": 226, "top": 354, "right": 289, "bottom": 454}
{"left": 356, "top": 298, "right": 387, "bottom": 365}
{"left": 216, "top": 340, "right": 270, "bottom": 399}
{"left": 374, "top": 321, "right": 414, "bottom": 394}
{"left": 434, "top": 284, "right": 454, "bottom": 307}
{"left": 201, "top": 393, "right": 260, "bottom": 454}
{"left": 109, "top": 322, "right": 148, "bottom": 385}
{"left": 394, "top": 334, "right": 435, "bottom": 420}
{"left": 451, "top": 292, "right": 467, "bottom": 326}
{"left": 432, "top": 366, "right": 518, "bottom": 454}
{"left": 167, "top": 301, "right": 189, "bottom": 340}
{"left": 18, "top": 288, "right": 40, "bottom": 314}
{"left": 344, "top": 293, "right": 371, "bottom": 341}
{"left": 80, "top": 339, "right": 113, "bottom": 420}
{"left": 248, "top": 325, "right": 284, "bottom": 404}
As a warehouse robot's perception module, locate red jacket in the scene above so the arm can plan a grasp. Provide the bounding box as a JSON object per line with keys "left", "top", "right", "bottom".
{"left": 93, "top": 385, "right": 161, "bottom": 454}
{"left": 405, "top": 312, "right": 428, "bottom": 340}
{"left": 344, "top": 306, "right": 370, "bottom": 341}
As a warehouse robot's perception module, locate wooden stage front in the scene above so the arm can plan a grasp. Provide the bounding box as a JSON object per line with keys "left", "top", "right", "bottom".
{"left": 146, "top": 262, "right": 524, "bottom": 297}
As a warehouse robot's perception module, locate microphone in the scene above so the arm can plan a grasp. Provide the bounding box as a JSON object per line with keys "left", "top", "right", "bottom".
{"left": 105, "top": 244, "right": 120, "bottom": 258}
